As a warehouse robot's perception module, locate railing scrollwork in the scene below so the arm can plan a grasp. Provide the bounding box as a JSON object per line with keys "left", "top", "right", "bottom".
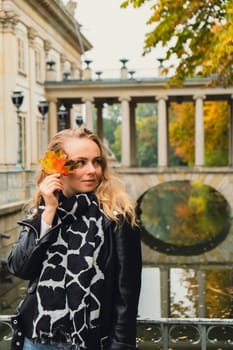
{"left": 0, "top": 315, "right": 13, "bottom": 346}
{"left": 137, "top": 318, "right": 233, "bottom": 349}
{"left": 1, "top": 316, "right": 233, "bottom": 349}
{"left": 207, "top": 325, "right": 233, "bottom": 345}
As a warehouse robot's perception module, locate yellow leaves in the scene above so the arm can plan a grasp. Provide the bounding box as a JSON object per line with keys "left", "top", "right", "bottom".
{"left": 122, "top": 0, "right": 233, "bottom": 86}
{"left": 188, "top": 196, "right": 206, "bottom": 215}
{"left": 39, "top": 149, "right": 75, "bottom": 176}
{"left": 211, "top": 23, "right": 223, "bottom": 33}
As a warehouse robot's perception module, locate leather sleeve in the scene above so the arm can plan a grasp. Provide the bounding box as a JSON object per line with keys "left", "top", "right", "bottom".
{"left": 108, "top": 221, "right": 142, "bottom": 350}
{"left": 7, "top": 215, "right": 59, "bottom": 280}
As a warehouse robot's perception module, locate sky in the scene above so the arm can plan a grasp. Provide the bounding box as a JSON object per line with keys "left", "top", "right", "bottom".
{"left": 69, "top": 0, "right": 165, "bottom": 79}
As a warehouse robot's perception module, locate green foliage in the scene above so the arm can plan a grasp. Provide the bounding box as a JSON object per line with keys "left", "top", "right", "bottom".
{"left": 110, "top": 104, "right": 158, "bottom": 166}
{"left": 136, "top": 115, "right": 157, "bottom": 166}
{"left": 121, "top": 0, "right": 233, "bottom": 86}
{"left": 111, "top": 124, "right": 122, "bottom": 161}
{"left": 103, "top": 104, "right": 121, "bottom": 146}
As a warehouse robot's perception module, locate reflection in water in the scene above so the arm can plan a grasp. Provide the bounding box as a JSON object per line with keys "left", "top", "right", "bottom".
{"left": 170, "top": 268, "right": 197, "bottom": 318}
{"left": 138, "top": 267, "right": 233, "bottom": 319}
{"left": 1, "top": 266, "right": 231, "bottom": 320}
{"left": 138, "top": 268, "right": 160, "bottom": 319}
{"left": 137, "top": 180, "right": 231, "bottom": 255}
{"left": 0, "top": 261, "right": 233, "bottom": 349}
{"left": 205, "top": 269, "right": 233, "bottom": 318}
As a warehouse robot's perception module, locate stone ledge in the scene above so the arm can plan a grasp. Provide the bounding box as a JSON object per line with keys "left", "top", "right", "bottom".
{"left": 0, "top": 201, "right": 25, "bottom": 216}
{"left": 115, "top": 166, "right": 233, "bottom": 174}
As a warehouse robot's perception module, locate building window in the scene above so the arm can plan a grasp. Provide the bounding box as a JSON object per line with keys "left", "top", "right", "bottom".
{"left": 17, "top": 37, "right": 26, "bottom": 74}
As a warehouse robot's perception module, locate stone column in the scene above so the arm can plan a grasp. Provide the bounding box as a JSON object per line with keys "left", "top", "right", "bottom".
{"left": 60, "top": 53, "right": 66, "bottom": 79}
{"left": 82, "top": 97, "right": 94, "bottom": 130}
{"left": 194, "top": 94, "right": 206, "bottom": 166}
{"left": 229, "top": 97, "right": 233, "bottom": 166}
{"left": 44, "top": 39, "right": 56, "bottom": 81}
{"left": 71, "top": 62, "right": 81, "bottom": 80}
{"left": 95, "top": 101, "right": 104, "bottom": 140}
{"left": 27, "top": 27, "right": 37, "bottom": 168}
{"left": 160, "top": 268, "right": 170, "bottom": 317}
{"left": 66, "top": 102, "right": 72, "bottom": 129}
{"left": 197, "top": 270, "right": 206, "bottom": 317}
{"left": 119, "top": 96, "right": 131, "bottom": 166}
{"left": 156, "top": 94, "right": 168, "bottom": 167}
{"left": 0, "top": 11, "right": 18, "bottom": 167}
{"left": 130, "top": 101, "right": 137, "bottom": 166}
{"left": 48, "top": 98, "right": 58, "bottom": 139}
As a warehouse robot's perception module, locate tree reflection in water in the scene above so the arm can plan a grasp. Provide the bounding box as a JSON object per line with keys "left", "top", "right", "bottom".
{"left": 137, "top": 180, "right": 233, "bottom": 319}
{"left": 136, "top": 180, "right": 231, "bottom": 255}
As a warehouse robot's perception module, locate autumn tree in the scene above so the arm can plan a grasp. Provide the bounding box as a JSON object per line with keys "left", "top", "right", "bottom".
{"left": 169, "top": 101, "right": 229, "bottom": 166}
{"left": 121, "top": 0, "right": 233, "bottom": 86}
{"left": 169, "top": 102, "right": 195, "bottom": 165}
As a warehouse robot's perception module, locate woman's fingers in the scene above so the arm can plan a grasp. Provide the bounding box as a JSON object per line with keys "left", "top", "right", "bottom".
{"left": 40, "top": 174, "right": 64, "bottom": 206}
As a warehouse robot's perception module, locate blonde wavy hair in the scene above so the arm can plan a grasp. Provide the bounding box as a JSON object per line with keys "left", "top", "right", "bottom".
{"left": 33, "top": 128, "right": 137, "bottom": 225}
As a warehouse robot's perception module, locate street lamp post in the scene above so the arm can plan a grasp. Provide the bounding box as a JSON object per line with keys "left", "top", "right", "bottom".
{"left": 11, "top": 91, "right": 24, "bottom": 169}
{"left": 57, "top": 104, "right": 68, "bottom": 130}
{"left": 75, "top": 115, "right": 83, "bottom": 128}
{"left": 38, "top": 100, "right": 49, "bottom": 120}
{"left": 38, "top": 100, "right": 49, "bottom": 153}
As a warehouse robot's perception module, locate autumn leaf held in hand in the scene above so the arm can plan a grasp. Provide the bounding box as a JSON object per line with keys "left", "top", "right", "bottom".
{"left": 39, "top": 149, "right": 76, "bottom": 175}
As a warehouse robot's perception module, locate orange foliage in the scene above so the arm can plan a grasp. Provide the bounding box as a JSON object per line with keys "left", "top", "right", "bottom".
{"left": 39, "top": 150, "right": 75, "bottom": 175}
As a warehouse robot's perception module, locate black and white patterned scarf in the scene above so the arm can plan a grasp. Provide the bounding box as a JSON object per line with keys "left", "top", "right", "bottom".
{"left": 32, "top": 193, "right": 105, "bottom": 349}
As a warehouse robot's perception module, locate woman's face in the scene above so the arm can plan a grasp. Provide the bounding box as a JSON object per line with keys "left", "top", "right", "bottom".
{"left": 61, "top": 137, "right": 103, "bottom": 197}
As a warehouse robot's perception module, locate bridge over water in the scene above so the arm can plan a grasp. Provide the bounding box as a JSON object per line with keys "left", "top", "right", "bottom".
{"left": 116, "top": 166, "right": 233, "bottom": 265}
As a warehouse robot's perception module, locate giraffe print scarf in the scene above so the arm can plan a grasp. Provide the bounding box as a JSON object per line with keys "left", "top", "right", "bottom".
{"left": 32, "top": 193, "right": 105, "bottom": 349}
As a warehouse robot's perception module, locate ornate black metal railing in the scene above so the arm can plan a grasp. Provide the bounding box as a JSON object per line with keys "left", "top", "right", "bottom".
{"left": 137, "top": 318, "right": 233, "bottom": 349}
{"left": 0, "top": 315, "right": 13, "bottom": 348}
{"left": 1, "top": 316, "right": 233, "bottom": 349}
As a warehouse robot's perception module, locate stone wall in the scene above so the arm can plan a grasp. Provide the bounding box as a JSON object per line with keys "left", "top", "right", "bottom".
{"left": 0, "top": 170, "right": 35, "bottom": 261}
{"left": 0, "top": 171, "right": 35, "bottom": 206}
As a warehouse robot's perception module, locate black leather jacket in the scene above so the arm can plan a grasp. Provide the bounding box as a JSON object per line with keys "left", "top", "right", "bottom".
{"left": 7, "top": 212, "right": 142, "bottom": 350}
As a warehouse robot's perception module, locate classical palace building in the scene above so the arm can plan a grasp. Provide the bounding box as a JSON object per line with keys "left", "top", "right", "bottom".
{"left": 0, "top": 0, "right": 91, "bottom": 171}
{"left": 1, "top": 0, "right": 233, "bottom": 174}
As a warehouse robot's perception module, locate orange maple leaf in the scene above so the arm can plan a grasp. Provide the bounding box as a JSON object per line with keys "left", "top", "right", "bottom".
{"left": 39, "top": 149, "right": 75, "bottom": 175}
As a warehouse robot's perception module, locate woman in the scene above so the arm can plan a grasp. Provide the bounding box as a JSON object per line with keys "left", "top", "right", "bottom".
{"left": 7, "top": 128, "right": 142, "bottom": 350}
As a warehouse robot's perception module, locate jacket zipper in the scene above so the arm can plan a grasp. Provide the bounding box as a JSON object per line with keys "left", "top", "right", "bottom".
{"left": 17, "top": 220, "right": 61, "bottom": 244}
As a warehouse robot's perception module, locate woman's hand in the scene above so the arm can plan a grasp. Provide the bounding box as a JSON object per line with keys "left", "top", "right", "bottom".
{"left": 39, "top": 174, "right": 64, "bottom": 225}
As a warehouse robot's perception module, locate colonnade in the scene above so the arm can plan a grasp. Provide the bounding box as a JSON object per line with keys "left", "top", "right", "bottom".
{"left": 47, "top": 92, "right": 225, "bottom": 167}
